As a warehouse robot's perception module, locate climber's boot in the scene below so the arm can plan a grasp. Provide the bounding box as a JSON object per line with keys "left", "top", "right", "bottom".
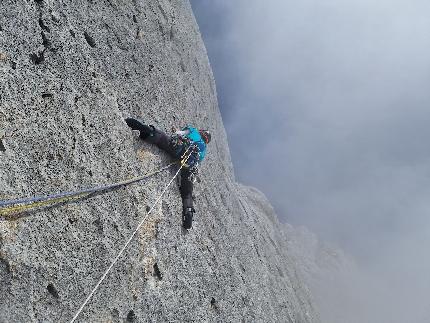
{"left": 182, "top": 207, "right": 195, "bottom": 230}
{"left": 125, "top": 118, "right": 154, "bottom": 139}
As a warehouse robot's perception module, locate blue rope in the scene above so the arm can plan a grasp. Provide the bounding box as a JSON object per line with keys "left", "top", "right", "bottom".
{"left": 0, "top": 162, "right": 176, "bottom": 208}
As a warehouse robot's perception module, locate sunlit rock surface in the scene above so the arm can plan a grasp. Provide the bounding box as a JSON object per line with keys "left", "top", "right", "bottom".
{"left": 0, "top": 1, "right": 320, "bottom": 322}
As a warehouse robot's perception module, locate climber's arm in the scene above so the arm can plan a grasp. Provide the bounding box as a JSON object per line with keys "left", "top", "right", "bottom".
{"left": 175, "top": 129, "right": 190, "bottom": 137}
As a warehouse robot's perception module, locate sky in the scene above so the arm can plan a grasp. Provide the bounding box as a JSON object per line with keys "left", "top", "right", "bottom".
{"left": 191, "top": 1, "right": 430, "bottom": 322}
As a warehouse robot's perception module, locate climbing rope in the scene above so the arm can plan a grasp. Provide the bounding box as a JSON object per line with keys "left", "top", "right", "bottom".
{"left": 0, "top": 162, "right": 177, "bottom": 218}
{"left": 69, "top": 147, "right": 193, "bottom": 323}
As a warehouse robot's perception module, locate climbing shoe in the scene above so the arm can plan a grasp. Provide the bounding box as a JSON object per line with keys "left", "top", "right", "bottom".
{"left": 125, "top": 117, "right": 144, "bottom": 130}
{"left": 182, "top": 207, "right": 194, "bottom": 230}
{"left": 125, "top": 118, "right": 154, "bottom": 139}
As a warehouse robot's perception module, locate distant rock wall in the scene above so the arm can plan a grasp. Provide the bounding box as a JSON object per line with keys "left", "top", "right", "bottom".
{"left": 0, "top": 1, "right": 318, "bottom": 322}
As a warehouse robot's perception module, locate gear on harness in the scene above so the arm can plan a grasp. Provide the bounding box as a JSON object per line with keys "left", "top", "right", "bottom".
{"left": 170, "top": 133, "right": 190, "bottom": 157}
{"left": 170, "top": 134, "right": 200, "bottom": 170}
{"left": 183, "top": 144, "right": 200, "bottom": 170}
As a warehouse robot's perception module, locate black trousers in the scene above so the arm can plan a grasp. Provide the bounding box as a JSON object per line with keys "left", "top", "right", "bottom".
{"left": 145, "top": 128, "right": 194, "bottom": 212}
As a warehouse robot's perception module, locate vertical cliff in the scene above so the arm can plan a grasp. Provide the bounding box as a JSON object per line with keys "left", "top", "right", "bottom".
{"left": 0, "top": 1, "right": 318, "bottom": 322}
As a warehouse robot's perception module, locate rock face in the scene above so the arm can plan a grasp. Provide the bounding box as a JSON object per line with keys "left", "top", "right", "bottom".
{"left": 0, "top": 1, "right": 318, "bottom": 322}
{"left": 283, "top": 225, "right": 360, "bottom": 323}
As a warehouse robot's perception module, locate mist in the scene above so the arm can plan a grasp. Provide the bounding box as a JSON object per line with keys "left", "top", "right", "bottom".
{"left": 191, "top": 0, "right": 430, "bottom": 322}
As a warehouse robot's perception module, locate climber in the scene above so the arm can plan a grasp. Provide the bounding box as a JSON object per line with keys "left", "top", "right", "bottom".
{"left": 125, "top": 117, "right": 211, "bottom": 230}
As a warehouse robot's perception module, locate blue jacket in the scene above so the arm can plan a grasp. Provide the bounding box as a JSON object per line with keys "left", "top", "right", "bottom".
{"left": 183, "top": 126, "right": 206, "bottom": 162}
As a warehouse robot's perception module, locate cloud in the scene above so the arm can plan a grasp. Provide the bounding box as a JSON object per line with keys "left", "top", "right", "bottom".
{"left": 192, "top": 0, "right": 430, "bottom": 322}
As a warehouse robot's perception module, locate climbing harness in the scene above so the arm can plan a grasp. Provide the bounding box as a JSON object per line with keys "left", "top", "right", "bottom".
{"left": 69, "top": 147, "right": 193, "bottom": 323}
{"left": 171, "top": 133, "right": 202, "bottom": 169}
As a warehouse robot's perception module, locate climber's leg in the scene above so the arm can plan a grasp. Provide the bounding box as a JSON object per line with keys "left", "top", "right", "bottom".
{"left": 180, "top": 168, "right": 195, "bottom": 229}
{"left": 125, "top": 118, "right": 178, "bottom": 157}
{"left": 125, "top": 118, "right": 153, "bottom": 138}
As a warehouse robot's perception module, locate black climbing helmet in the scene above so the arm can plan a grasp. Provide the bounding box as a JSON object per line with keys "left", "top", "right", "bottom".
{"left": 199, "top": 130, "right": 211, "bottom": 144}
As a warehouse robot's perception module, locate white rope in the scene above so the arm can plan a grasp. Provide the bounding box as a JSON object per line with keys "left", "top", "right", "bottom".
{"left": 70, "top": 149, "right": 192, "bottom": 323}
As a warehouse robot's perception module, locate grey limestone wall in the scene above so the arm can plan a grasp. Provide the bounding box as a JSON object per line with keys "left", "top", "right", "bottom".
{"left": 0, "top": 1, "right": 318, "bottom": 322}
